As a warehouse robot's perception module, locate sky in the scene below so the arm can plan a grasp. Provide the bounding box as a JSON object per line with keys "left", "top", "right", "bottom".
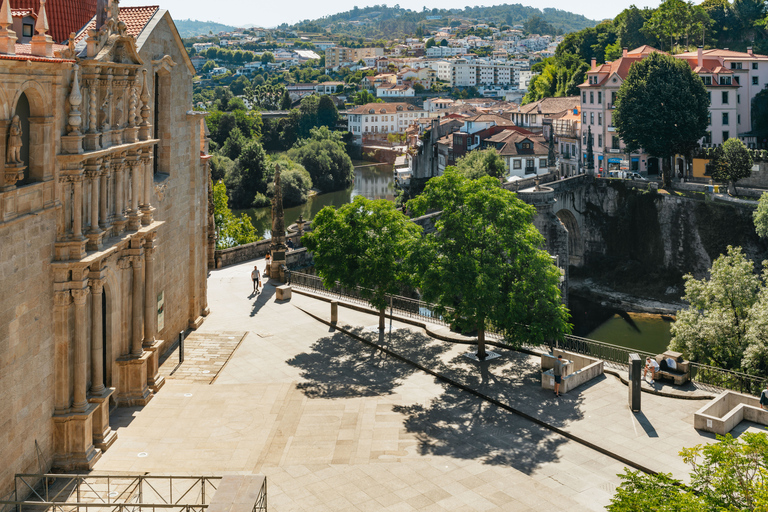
{"left": 120, "top": 0, "right": 667, "bottom": 30}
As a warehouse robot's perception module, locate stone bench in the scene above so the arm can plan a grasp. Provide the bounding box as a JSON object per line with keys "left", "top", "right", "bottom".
{"left": 541, "top": 349, "right": 604, "bottom": 394}
{"left": 694, "top": 390, "right": 768, "bottom": 435}
{"left": 653, "top": 350, "right": 691, "bottom": 385}
{"left": 275, "top": 285, "right": 291, "bottom": 300}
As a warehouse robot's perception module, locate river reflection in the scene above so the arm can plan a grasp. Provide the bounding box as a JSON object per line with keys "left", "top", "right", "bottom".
{"left": 569, "top": 295, "right": 674, "bottom": 355}
{"left": 238, "top": 163, "right": 396, "bottom": 239}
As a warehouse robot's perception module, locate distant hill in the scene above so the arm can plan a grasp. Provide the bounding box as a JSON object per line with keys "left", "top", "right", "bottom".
{"left": 288, "top": 4, "right": 597, "bottom": 39}
{"left": 174, "top": 19, "right": 238, "bottom": 38}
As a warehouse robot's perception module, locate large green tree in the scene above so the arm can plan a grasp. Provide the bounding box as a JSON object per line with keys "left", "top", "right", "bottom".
{"left": 613, "top": 52, "right": 709, "bottom": 187}
{"left": 709, "top": 137, "right": 753, "bottom": 193}
{"left": 288, "top": 127, "right": 354, "bottom": 192}
{"left": 303, "top": 196, "right": 422, "bottom": 329}
{"left": 213, "top": 181, "right": 260, "bottom": 249}
{"left": 266, "top": 158, "right": 313, "bottom": 208}
{"left": 225, "top": 139, "right": 270, "bottom": 209}
{"left": 452, "top": 148, "right": 508, "bottom": 181}
{"left": 669, "top": 246, "right": 768, "bottom": 377}
{"left": 753, "top": 192, "right": 768, "bottom": 239}
{"left": 407, "top": 170, "right": 571, "bottom": 358}
{"left": 609, "top": 432, "right": 768, "bottom": 511}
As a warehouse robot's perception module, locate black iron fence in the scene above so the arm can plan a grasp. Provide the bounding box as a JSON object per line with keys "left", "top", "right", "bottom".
{"left": 288, "top": 270, "right": 766, "bottom": 396}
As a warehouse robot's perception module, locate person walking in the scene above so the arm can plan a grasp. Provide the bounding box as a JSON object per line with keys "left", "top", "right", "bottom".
{"left": 251, "top": 265, "right": 260, "bottom": 293}
{"left": 761, "top": 385, "right": 768, "bottom": 410}
{"left": 553, "top": 354, "right": 564, "bottom": 397}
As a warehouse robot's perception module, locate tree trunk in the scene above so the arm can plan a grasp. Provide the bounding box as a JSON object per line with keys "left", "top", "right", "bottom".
{"left": 477, "top": 321, "right": 487, "bottom": 360}
{"left": 379, "top": 307, "right": 386, "bottom": 331}
{"left": 662, "top": 156, "right": 672, "bottom": 189}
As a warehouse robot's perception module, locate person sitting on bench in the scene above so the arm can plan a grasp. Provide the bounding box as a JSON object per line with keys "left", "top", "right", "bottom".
{"left": 644, "top": 356, "right": 659, "bottom": 384}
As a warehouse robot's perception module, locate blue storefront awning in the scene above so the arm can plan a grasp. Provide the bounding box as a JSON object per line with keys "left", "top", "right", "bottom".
{"left": 631, "top": 157, "right": 639, "bottom": 162}
{"left": 598, "top": 155, "right": 604, "bottom": 160}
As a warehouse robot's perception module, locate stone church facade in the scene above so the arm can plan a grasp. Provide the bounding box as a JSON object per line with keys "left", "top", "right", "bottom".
{"left": 0, "top": 0, "right": 210, "bottom": 496}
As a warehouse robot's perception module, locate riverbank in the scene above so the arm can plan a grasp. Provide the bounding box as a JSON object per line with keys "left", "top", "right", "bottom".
{"left": 570, "top": 277, "right": 685, "bottom": 315}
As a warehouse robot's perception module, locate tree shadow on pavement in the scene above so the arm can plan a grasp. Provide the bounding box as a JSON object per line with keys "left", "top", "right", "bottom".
{"left": 393, "top": 384, "right": 568, "bottom": 474}
{"left": 286, "top": 326, "right": 450, "bottom": 399}
{"left": 391, "top": 348, "right": 596, "bottom": 474}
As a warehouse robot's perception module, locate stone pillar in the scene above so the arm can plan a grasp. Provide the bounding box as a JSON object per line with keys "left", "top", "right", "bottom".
{"left": 113, "top": 158, "right": 126, "bottom": 232}
{"left": 85, "top": 160, "right": 103, "bottom": 251}
{"left": 53, "top": 290, "right": 71, "bottom": 415}
{"left": 99, "top": 158, "right": 109, "bottom": 230}
{"left": 143, "top": 234, "right": 164, "bottom": 392}
{"left": 72, "top": 174, "right": 84, "bottom": 240}
{"left": 89, "top": 278, "right": 105, "bottom": 395}
{"left": 128, "top": 156, "right": 141, "bottom": 230}
{"left": 71, "top": 286, "right": 90, "bottom": 413}
{"left": 131, "top": 255, "right": 144, "bottom": 357}
{"left": 141, "top": 150, "right": 154, "bottom": 225}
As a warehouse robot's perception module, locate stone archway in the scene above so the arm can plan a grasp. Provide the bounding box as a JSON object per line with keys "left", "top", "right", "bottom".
{"left": 556, "top": 208, "right": 583, "bottom": 267}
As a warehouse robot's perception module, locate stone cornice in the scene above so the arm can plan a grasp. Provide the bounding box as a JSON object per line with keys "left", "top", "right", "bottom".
{"left": 56, "top": 139, "right": 158, "bottom": 165}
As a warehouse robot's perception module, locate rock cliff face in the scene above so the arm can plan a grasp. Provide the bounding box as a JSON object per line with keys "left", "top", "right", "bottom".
{"left": 576, "top": 182, "right": 768, "bottom": 297}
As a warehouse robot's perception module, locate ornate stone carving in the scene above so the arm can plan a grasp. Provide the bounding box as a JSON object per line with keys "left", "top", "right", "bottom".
{"left": 67, "top": 64, "right": 83, "bottom": 135}
{"left": 114, "top": 95, "right": 123, "bottom": 128}
{"left": 53, "top": 290, "right": 72, "bottom": 308}
{"left": 6, "top": 115, "right": 21, "bottom": 164}
{"left": 70, "top": 287, "right": 90, "bottom": 305}
{"left": 0, "top": 0, "right": 17, "bottom": 56}
{"left": 89, "top": 278, "right": 104, "bottom": 295}
{"left": 99, "top": 91, "right": 111, "bottom": 131}
{"left": 138, "top": 69, "right": 151, "bottom": 140}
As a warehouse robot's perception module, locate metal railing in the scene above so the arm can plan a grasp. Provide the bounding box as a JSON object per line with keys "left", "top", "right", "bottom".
{"left": 288, "top": 270, "right": 766, "bottom": 396}
{"left": 0, "top": 475, "right": 222, "bottom": 512}
{"left": 287, "top": 270, "right": 449, "bottom": 326}
{"left": 252, "top": 479, "right": 267, "bottom": 512}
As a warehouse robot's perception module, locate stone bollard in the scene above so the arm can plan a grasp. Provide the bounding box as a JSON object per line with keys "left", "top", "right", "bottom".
{"left": 330, "top": 300, "right": 338, "bottom": 324}
{"left": 628, "top": 353, "right": 642, "bottom": 412}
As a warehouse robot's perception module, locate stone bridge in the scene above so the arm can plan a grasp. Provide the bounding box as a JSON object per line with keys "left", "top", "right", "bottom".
{"left": 511, "top": 174, "right": 591, "bottom": 271}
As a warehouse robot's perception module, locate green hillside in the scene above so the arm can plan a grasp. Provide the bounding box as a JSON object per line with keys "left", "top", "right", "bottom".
{"left": 174, "top": 19, "right": 238, "bottom": 38}
{"left": 288, "top": 4, "right": 598, "bottom": 39}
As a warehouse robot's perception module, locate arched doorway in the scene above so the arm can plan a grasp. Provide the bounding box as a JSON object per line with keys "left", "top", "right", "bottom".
{"left": 647, "top": 158, "right": 659, "bottom": 176}
{"left": 556, "top": 208, "right": 583, "bottom": 267}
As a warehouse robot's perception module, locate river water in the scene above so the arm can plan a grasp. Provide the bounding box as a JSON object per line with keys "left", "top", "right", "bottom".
{"left": 569, "top": 295, "right": 674, "bottom": 355}
{"left": 237, "top": 162, "right": 396, "bottom": 239}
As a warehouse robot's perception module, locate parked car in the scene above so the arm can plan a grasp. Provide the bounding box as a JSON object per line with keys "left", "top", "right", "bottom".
{"left": 628, "top": 172, "right": 648, "bottom": 181}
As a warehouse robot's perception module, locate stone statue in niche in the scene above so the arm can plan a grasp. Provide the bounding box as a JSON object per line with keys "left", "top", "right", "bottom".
{"left": 6, "top": 115, "right": 22, "bottom": 164}
{"left": 114, "top": 96, "right": 123, "bottom": 127}
{"left": 99, "top": 91, "right": 111, "bottom": 131}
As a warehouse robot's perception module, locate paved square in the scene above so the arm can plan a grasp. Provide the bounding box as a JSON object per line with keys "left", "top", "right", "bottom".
{"left": 96, "top": 259, "right": 757, "bottom": 511}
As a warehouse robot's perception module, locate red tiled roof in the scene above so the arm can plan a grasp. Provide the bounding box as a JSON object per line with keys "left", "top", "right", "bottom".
{"left": 75, "top": 6, "right": 159, "bottom": 44}
{"left": 10, "top": 0, "right": 97, "bottom": 43}
{"left": 0, "top": 42, "right": 73, "bottom": 63}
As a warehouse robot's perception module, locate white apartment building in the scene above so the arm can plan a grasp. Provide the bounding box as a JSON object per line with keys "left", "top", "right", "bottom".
{"left": 346, "top": 102, "right": 428, "bottom": 143}
{"left": 425, "top": 46, "right": 465, "bottom": 58}
{"left": 449, "top": 58, "right": 520, "bottom": 87}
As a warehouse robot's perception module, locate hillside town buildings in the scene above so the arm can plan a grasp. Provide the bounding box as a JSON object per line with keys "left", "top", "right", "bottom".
{"left": 0, "top": 0, "right": 210, "bottom": 497}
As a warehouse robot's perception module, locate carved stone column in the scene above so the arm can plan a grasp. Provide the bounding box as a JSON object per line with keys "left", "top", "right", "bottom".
{"left": 87, "top": 272, "right": 117, "bottom": 452}
{"left": 143, "top": 234, "right": 164, "bottom": 392}
{"left": 99, "top": 157, "right": 109, "bottom": 231}
{"left": 72, "top": 174, "right": 85, "bottom": 240}
{"left": 140, "top": 150, "right": 154, "bottom": 225}
{"left": 112, "top": 157, "right": 126, "bottom": 232}
{"left": 84, "top": 72, "right": 101, "bottom": 151}
{"left": 89, "top": 278, "right": 105, "bottom": 395}
{"left": 53, "top": 290, "right": 72, "bottom": 415}
{"left": 85, "top": 160, "right": 103, "bottom": 251}
{"left": 131, "top": 255, "right": 144, "bottom": 357}
{"left": 71, "top": 286, "right": 90, "bottom": 413}
{"left": 127, "top": 155, "right": 141, "bottom": 230}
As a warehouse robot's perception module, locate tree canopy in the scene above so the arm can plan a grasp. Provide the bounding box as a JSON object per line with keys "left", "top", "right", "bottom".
{"left": 669, "top": 245, "right": 768, "bottom": 378}
{"left": 407, "top": 170, "right": 571, "bottom": 358}
{"left": 613, "top": 52, "right": 709, "bottom": 186}
{"left": 213, "top": 181, "right": 260, "bottom": 249}
{"left": 452, "top": 148, "right": 508, "bottom": 181}
{"left": 288, "top": 127, "right": 354, "bottom": 193}
{"left": 303, "top": 196, "right": 422, "bottom": 329}
{"left": 754, "top": 192, "right": 768, "bottom": 239}
{"left": 609, "top": 432, "right": 768, "bottom": 511}
{"left": 709, "top": 137, "right": 753, "bottom": 191}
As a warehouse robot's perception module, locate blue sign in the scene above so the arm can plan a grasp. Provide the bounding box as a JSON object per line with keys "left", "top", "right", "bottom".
{"left": 608, "top": 157, "right": 622, "bottom": 163}
{"left": 598, "top": 155, "right": 604, "bottom": 160}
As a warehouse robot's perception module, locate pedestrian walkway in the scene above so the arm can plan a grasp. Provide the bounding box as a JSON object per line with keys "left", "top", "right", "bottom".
{"left": 158, "top": 331, "right": 247, "bottom": 383}
{"left": 96, "top": 259, "right": 765, "bottom": 511}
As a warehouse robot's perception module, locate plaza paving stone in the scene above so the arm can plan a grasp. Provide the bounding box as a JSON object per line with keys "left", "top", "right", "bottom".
{"left": 96, "top": 259, "right": 765, "bottom": 511}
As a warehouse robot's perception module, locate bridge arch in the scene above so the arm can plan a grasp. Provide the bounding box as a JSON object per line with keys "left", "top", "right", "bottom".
{"left": 556, "top": 208, "right": 583, "bottom": 267}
